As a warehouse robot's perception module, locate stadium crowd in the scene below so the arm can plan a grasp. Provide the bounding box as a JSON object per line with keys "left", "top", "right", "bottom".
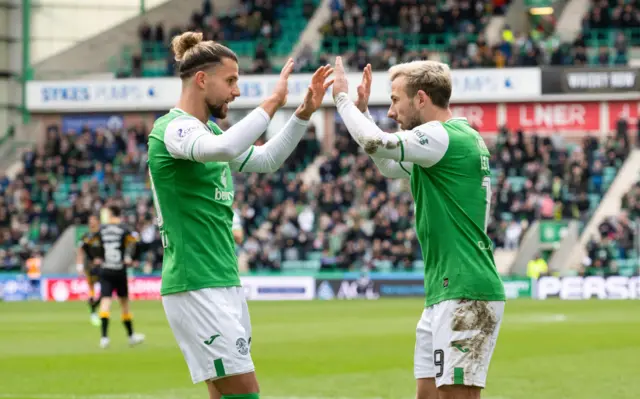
{"left": 0, "top": 108, "right": 634, "bottom": 274}
{"left": 133, "top": 0, "right": 319, "bottom": 77}
{"left": 124, "top": 0, "right": 639, "bottom": 79}
{"left": 317, "top": 0, "right": 635, "bottom": 71}
{"left": 0, "top": 123, "right": 157, "bottom": 272}
{"left": 583, "top": 175, "right": 640, "bottom": 277}
{"left": 2, "top": 0, "right": 640, "bottom": 273}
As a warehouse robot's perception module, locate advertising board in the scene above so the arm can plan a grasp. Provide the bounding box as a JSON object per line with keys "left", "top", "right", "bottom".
{"left": 41, "top": 276, "right": 315, "bottom": 302}
{"left": 537, "top": 276, "right": 640, "bottom": 300}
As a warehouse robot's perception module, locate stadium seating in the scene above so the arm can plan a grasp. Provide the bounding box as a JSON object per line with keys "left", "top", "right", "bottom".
{"left": 0, "top": 118, "right": 321, "bottom": 273}
{"left": 114, "top": 0, "right": 321, "bottom": 77}
{"left": 1, "top": 108, "right": 633, "bottom": 274}
{"left": 580, "top": 0, "right": 640, "bottom": 65}
{"left": 490, "top": 127, "right": 631, "bottom": 252}
{"left": 583, "top": 175, "right": 640, "bottom": 277}
{"left": 320, "top": 0, "right": 496, "bottom": 69}
{"left": 0, "top": 124, "right": 156, "bottom": 272}
{"left": 110, "top": 0, "right": 638, "bottom": 79}
{"left": 2, "top": 0, "right": 638, "bottom": 275}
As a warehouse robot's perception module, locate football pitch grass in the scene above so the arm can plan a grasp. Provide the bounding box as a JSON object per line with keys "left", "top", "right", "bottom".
{"left": 1, "top": 298, "right": 639, "bottom": 399}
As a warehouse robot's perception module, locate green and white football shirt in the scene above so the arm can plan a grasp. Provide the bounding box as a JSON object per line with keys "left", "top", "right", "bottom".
{"left": 335, "top": 94, "right": 506, "bottom": 308}
{"left": 404, "top": 119, "right": 505, "bottom": 306}
{"left": 148, "top": 109, "right": 240, "bottom": 295}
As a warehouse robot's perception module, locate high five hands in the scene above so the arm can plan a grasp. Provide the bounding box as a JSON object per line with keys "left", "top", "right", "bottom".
{"left": 296, "top": 65, "right": 335, "bottom": 120}
{"left": 332, "top": 56, "right": 372, "bottom": 114}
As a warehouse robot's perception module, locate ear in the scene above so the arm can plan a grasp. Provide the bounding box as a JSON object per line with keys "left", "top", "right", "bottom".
{"left": 194, "top": 71, "right": 207, "bottom": 90}
{"left": 416, "top": 90, "right": 431, "bottom": 108}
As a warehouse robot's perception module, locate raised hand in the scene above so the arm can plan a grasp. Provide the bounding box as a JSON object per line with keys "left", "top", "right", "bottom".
{"left": 355, "top": 63, "right": 372, "bottom": 113}
{"left": 332, "top": 56, "right": 349, "bottom": 100}
{"left": 296, "top": 64, "right": 335, "bottom": 120}
{"left": 271, "top": 58, "right": 295, "bottom": 108}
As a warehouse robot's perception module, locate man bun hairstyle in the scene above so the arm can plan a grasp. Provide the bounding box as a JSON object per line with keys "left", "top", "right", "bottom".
{"left": 170, "top": 31, "right": 238, "bottom": 78}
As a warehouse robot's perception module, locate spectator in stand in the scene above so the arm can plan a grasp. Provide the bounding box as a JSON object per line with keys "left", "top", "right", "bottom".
{"left": 0, "top": 122, "right": 161, "bottom": 273}
{"left": 0, "top": 104, "right": 635, "bottom": 274}
{"left": 317, "top": 0, "right": 635, "bottom": 71}
{"left": 129, "top": 0, "right": 296, "bottom": 78}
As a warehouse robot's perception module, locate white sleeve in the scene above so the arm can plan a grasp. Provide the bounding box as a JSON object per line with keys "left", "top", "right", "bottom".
{"left": 371, "top": 156, "right": 413, "bottom": 178}
{"left": 164, "top": 108, "right": 270, "bottom": 163}
{"left": 229, "top": 114, "right": 309, "bottom": 173}
{"left": 336, "top": 93, "right": 449, "bottom": 168}
{"left": 364, "top": 110, "right": 413, "bottom": 178}
{"left": 395, "top": 121, "right": 449, "bottom": 168}
{"left": 232, "top": 211, "right": 242, "bottom": 231}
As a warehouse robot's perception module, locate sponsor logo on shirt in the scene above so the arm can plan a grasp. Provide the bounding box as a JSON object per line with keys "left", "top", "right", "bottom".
{"left": 215, "top": 188, "right": 234, "bottom": 202}
{"left": 414, "top": 130, "right": 429, "bottom": 145}
{"left": 177, "top": 126, "right": 197, "bottom": 138}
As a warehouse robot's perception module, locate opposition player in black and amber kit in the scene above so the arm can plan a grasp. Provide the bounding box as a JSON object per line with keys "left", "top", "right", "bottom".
{"left": 94, "top": 205, "right": 145, "bottom": 349}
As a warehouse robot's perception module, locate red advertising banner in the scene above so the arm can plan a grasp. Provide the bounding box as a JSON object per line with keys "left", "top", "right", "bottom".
{"left": 42, "top": 277, "right": 161, "bottom": 302}
{"left": 608, "top": 101, "right": 639, "bottom": 131}
{"left": 506, "top": 102, "right": 601, "bottom": 132}
{"left": 450, "top": 104, "right": 498, "bottom": 132}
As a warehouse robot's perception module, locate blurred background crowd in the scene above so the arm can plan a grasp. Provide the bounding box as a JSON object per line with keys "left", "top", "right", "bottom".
{"left": 1, "top": 0, "right": 639, "bottom": 279}
{"left": 1, "top": 113, "right": 637, "bottom": 276}
{"left": 111, "top": 0, "right": 640, "bottom": 79}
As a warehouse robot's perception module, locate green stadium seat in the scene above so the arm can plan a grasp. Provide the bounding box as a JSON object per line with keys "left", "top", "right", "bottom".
{"left": 507, "top": 176, "right": 527, "bottom": 192}
{"left": 588, "top": 194, "right": 601, "bottom": 210}
{"left": 281, "top": 260, "right": 320, "bottom": 271}
{"left": 373, "top": 260, "right": 393, "bottom": 271}
{"left": 500, "top": 212, "right": 514, "bottom": 222}
{"left": 617, "top": 259, "right": 637, "bottom": 276}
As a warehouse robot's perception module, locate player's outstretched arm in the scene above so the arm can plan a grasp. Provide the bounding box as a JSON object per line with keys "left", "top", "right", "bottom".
{"left": 164, "top": 59, "right": 295, "bottom": 163}
{"left": 230, "top": 65, "right": 334, "bottom": 173}
{"left": 332, "top": 57, "right": 448, "bottom": 169}
{"left": 370, "top": 156, "right": 412, "bottom": 178}
{"left": 334, "top": 60, "right": 412, "bottom": 179}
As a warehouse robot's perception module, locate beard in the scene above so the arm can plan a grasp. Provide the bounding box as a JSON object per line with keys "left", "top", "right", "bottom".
{"left": 401, "top": 108, "right": 423, "bottom": 130}
{"left": 397, "top": 102, "right": 422, "bottom": 130}
{"left": 206, "top": 100, "right": 227, "bottom": 119}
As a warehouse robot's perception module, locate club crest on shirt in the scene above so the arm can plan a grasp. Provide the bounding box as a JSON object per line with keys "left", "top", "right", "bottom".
{"left": 177, "top": 126, "right": 197, "bottom": 138}
{"left": 236, "top": 338, "right": 249, "bottom": 355}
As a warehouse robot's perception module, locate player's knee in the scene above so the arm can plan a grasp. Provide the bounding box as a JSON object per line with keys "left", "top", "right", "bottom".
{"left": 99, "top": 298, "right": 111, "bottom": 312}
{"left": 437, "top": 385, "right": 481, "bottom": 399}
{"left": 119, "top": 298, "right": 130, "bottom": 311}
{"left": 206, "top": 381, "right": 222, "bottom": 399}
{"left": 416, "top": 378, "right": 438, "bottom": 399}
{"left": 212, "top": 372, "right": 259, "bottom": 396}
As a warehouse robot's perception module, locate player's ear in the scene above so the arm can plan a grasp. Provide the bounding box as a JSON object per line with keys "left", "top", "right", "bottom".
{"left": 416, "top": 90, "right": 430, "bottom": 109}
{"left": 194, "top": 71, "right": 207, "bottom": 90}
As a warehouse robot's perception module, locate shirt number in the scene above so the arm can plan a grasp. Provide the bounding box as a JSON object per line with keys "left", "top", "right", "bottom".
{"left": 482, "top": 176, "right": 491, "bottom": 232}
{"left": 480, "top": 156, "right": 489, "bottom": 171}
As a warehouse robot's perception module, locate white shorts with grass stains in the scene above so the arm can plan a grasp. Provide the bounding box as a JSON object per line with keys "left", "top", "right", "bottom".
{"left": 414, "top": 299, "right": 505, "bottom": 388}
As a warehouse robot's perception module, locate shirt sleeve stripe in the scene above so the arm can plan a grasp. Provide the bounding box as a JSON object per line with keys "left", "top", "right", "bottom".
{"left": 238, "top": 146, "right": 255, "bottom": 172}
{"left": 395, "top": 134, "right": 405, "bottom": 162}
{"left": 189, "top": 133, "right": 208, "bottom": 161}
{"left": 399, "top": 162, "right": 411, "bottom": 176}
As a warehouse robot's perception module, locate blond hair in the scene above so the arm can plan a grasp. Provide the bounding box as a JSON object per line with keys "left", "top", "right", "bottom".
{"left": 388, "top": 60, "right": 452, "bottom": 108}
{"left": 170, "top": 31, "right": 238, "bottom": 78}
